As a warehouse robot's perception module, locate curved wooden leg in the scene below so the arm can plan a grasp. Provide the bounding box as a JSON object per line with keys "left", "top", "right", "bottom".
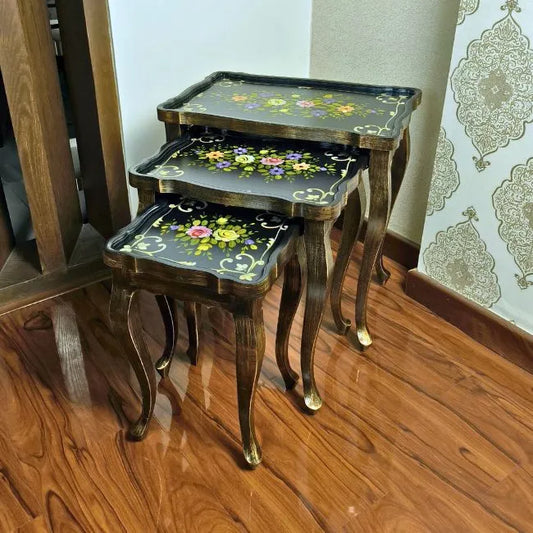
{"left": 331, "top": 182, "right": 366, "bottom": 334}
{"left": 109, "top": 273, "right": 156, "bottom": 440}
{"left": 275, "top": 254, "right": 301, "bottom": 389}
{"left": 234, "top": 299, "right": 265, "bottom": 468}
{"left": 375, "top": 127, "right": 410, "bottom": 285}
{"left": 155, "top": 295, "right": 177, "bottom": 378}
{"left": 356, "top": 149, "right": 393, "bottom": 350}
{"left": 184, "top": 301, "right": 200, "bottom": 365}
{"left": 301, "top": 220, "right": 333, "bottom": 412}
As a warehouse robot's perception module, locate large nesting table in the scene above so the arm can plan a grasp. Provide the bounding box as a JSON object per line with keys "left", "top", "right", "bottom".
{"left": 157, "top": 72, "right": 421, "bottom": 350}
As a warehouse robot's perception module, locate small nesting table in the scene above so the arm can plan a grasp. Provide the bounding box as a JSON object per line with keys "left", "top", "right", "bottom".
{"left": 130, "top": 129, "right": 367, "bottom": 410}
{"left": 104, "top": 196, "right": 302, "bottom": 466}
{"left": 157, "top": 72, "right": 421, "bottom": 349}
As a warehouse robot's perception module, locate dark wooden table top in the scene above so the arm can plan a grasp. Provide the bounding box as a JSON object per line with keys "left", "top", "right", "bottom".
{"left": 158, "top": 72, "right": 422, "bottom": 150}
{"left": 105, "top": 196, "right": 299, "bottom": 289}
{"left": 130, "top": 129, "right": 367, "bottom": 221}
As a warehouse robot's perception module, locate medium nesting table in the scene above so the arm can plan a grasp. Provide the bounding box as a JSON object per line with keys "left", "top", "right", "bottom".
{"left": 157, "top": 71, "right": 421, "bottom": 349}
{"left": 130, "top": 128, "right": 367, "bottom": 410}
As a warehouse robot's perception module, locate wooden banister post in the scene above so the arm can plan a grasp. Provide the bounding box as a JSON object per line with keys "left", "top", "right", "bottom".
{"left": 0, "top": 0, "right": 82, "bottom": 273}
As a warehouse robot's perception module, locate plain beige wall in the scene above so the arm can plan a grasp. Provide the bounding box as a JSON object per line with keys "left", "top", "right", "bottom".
{"left": 310, "top": 0, "right": 460, "bottom": 243}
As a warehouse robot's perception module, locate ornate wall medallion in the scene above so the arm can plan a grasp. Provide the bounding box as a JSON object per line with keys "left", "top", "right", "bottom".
{"left": 451, "top": 0, "right": 533, "bottom": 171}
{"left": 427, "top": 128, "right": 460, "bottom": 215}
{"left": 457, "top": 0, "right": 480, "bottom": 25}
{"left": 423, "top": 207, "right": 501, "bottom": 307}
{"left": 493, "top": 158, "right": 533, "bottom": 289}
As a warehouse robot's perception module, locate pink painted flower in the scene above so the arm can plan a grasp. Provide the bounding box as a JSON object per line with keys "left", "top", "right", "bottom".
{"left": 296, "top": 100, "right": 315, "bottom": 108}
{"left": 186, "top": 226, "right": 212, "bottom": 239}
{"left": 261, "top": 157, "right": 284, "bottom": 165}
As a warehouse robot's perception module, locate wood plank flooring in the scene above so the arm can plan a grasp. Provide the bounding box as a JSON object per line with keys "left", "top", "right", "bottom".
{"left": 0, "top": 231, "right": 532, "bottom": 532}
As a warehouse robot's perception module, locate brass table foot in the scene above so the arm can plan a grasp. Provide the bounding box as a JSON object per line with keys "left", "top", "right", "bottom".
{"left": 356, "top": 325, "right": 373, "bottom": 351}
{"left": 375, "top": 259, "right": 391, "bottom": 285}
{"left": 127, "top": 417, "right": 150, "bottom": 441}
{"left": 333, "top": 318, "right": 351, "bottom": 336}
{"left": 304, "top": 388, "right": 323, "bottom": 412}
{"left": 155, "top": 356, "right": 171, "bottom": 379}
{"left": 243, "top": 442, "right": 263, "bottom": 469}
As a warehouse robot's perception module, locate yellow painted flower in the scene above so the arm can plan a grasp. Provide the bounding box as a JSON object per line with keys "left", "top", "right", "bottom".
{"left": 216, "top": 217, "right": 228, "bottom": 225}
{"left": 232, "top": 95, "right": 248, "bottom": 101}
{"left": 213, "top": 228, "right": 240, "bottom": 242}
{"left": 268, "top": 98, "right": 286, "bottom": 106}
{"left": 205, "top": 150, "right": 225, "bottom": 160}
{"left": 197, "top": 243, "right": 211, "bottom": 251}
{"left": 338, "top": 105, "right": 355, "bottom": 114}
{"left": 293, "top": 162, "right": 311, "bottom": 171}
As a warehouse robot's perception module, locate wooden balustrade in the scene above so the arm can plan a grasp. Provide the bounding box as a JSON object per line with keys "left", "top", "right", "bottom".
{"left": 0, "top": 0, "right": 129, "bottom": 315}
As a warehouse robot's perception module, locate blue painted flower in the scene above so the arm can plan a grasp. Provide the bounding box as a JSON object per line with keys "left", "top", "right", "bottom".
{"left": 323, "top": 98, "right": 335, "bottom": 104}
{"left": 312, "top": 109, "right": 327, "bottom": 117}
{"left": 269, "top": 167, "right": 285, "bottom": 176}
{"left": 369, "top": 109, "right": 377, "bottom": 114}
{"left": 244, "top": 239, "right": 255, "bottom": 245}
{"left": 234, "top": 147, "right": 248, "bottom": 154}
{"left": 216, "top": 161, "right": 231, "bottom": 168}
{"left": 245, "top": 103, "right": 260, "bottom": 109}
{"left": 320, "top": 167, "right": 327, "bottom": 171}
{"left": 259, "top": 92, "right": 275, "bottom": 97}
{"left": 170, "top": 225, "right": 180, "bottom": 231}
{"left": 286, "top": 153, "right": 302, "bottom": 160}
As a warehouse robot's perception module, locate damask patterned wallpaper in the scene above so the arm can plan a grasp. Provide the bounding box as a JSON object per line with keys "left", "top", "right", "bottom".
{"left": 418, "top": 0, "right": 533, "bottom": 334}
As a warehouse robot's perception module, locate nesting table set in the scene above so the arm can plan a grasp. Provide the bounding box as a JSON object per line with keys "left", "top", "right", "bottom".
{"left": 104, "top": 72, "right": 421, "bottom": 467}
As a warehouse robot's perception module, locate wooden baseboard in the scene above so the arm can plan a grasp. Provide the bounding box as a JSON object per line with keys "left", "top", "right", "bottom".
{"left": 406, "top": 269, "right": 533, "bottom": 373}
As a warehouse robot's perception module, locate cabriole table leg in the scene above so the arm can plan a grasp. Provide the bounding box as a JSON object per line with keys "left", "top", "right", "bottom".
{"left": 301, "top": 219, "right": 334, "bottom": 411}
{"left": 375, "top": 127, "right": 411, "bottom": 284}
{"left": 355, "top": 149, "right": 393, "bottom": 350}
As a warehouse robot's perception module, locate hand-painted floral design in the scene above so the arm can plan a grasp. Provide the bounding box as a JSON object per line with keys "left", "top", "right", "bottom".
{"left": 158, "top": 211, "right": 265, "bottom": 259}
{"left": 261, "top": 157, "right": 284, "bottom": 165}
{"left": 180, "top": 142, "right": 337, "bottom": 182}
{"left": 111, "top": 197, "right": 294, "bottom": 282}
{"left": 223, "top": 90, "right": 386, "bottom": 120}
{"left": 187, "top": 226, "right": 212, "bottom": 238}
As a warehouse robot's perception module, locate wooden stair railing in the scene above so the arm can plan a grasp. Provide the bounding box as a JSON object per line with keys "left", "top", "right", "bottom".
{"left": 0, "top": 0, "right": 129, "bottom": 315}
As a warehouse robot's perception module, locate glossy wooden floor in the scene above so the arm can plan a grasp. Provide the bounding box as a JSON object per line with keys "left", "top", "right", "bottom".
{"left": 1, "top": 232, "right": 532, "bottom": 532}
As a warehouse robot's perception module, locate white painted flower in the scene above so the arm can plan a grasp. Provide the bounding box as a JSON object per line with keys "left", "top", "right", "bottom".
{"left": 235, "top": 154, "right": 255, "bottom": 164}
